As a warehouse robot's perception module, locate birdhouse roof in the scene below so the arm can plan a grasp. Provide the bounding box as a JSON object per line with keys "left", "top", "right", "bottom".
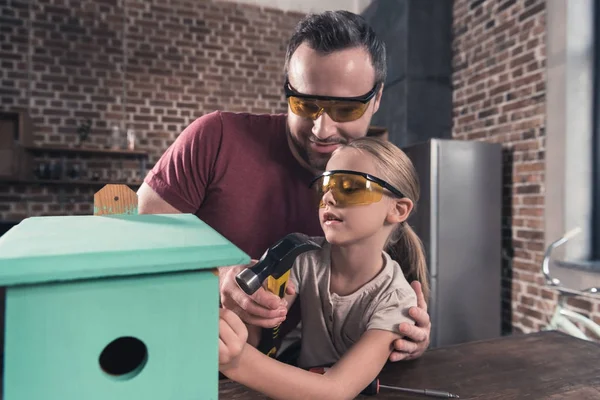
{"left": 0, "top": 213, "right": 249, "bottom": 286}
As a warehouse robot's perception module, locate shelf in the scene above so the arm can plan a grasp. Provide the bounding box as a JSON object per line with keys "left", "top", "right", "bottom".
{"left": 1, "top": 178, "right": 144, "bottom": 188}
{"left": 24, "top": 145, "right": 149, "bottom": 158}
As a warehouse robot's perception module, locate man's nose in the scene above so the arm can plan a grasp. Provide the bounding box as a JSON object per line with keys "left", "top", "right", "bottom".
{"left": 312, "top": 111, "right": 338, "bottom": 141}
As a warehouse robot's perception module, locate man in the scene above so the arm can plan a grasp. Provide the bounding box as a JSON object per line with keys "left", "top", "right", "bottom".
{"left": 138, "top": 10, "right": 430, "bottom": 362}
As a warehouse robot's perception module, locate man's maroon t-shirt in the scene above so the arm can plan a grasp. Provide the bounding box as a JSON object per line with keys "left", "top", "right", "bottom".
{"left": 144, "top": 111, "right": 324, "bottom": 259}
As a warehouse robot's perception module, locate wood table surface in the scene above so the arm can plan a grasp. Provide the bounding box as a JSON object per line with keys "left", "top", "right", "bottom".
{"left": 219, "top": 331, "right": 600, "bottom": 399}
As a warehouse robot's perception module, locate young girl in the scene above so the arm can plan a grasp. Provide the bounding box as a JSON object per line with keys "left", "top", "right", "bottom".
{"left": 218, "top": 137, "right": 429, "bottom": 399}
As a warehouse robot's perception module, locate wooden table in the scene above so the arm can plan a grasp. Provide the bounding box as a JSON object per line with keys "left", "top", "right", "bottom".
{"left": 219, "top": 331, "right": 600, "bottom": 399}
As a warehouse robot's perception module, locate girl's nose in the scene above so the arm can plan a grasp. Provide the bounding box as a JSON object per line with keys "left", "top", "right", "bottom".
{"left": 321, "top": 188, "right": 337, "bottom": 207}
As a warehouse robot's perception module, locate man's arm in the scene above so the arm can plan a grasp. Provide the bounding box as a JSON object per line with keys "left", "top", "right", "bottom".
{"left": 138, "top": 181, "right": 286, "bottom": 328}
{"left": 137, "top": 183, "right": 184, "bottom": 214}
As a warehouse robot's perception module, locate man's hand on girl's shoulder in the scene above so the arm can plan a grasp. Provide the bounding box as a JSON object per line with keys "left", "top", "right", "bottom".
{"left": 389, "top": 281, "right": 431, "bottom": 362}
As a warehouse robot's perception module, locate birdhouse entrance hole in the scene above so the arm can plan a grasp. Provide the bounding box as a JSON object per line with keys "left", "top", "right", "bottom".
{"left": 99, "top": 336, "right": 148, "bottom": 380}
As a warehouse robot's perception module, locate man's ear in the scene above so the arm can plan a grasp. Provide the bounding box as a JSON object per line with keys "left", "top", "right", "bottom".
{"left": 372, "top": 83, "right": 384, "bottom": 114}
{"left": 387, "top": 198, "right": 413, "bottom": 224}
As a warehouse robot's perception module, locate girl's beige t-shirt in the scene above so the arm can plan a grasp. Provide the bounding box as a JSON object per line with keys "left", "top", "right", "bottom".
{"left": 289, "top": 237, "right": 418, "bottom": 369}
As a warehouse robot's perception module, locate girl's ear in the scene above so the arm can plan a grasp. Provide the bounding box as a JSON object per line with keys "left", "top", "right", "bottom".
{"left": 386, "top": 198, "right": 413, "bottom": 224}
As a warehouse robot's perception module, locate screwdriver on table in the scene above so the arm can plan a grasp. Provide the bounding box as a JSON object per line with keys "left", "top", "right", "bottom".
{"left": 309, "top": 367, "right": 460, "bottom": 398}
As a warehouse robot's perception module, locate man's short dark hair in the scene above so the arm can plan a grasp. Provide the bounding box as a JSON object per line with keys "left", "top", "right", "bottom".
{"left": 284, "top": 10, "right": 387, "bottom": 86}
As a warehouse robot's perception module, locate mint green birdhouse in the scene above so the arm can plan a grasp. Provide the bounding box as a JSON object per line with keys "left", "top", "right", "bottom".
{"left": 0, "top": 212, "right": 249, "bottom": 400}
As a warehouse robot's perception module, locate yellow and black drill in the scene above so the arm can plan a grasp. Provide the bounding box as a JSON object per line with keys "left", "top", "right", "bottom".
{"left": 235, "top": 232, "right": 321, "bottom": 358}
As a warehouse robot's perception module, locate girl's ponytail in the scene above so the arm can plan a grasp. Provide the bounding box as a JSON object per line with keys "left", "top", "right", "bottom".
{"left": 388, "top": 223, "right": 429, "bottom": 301}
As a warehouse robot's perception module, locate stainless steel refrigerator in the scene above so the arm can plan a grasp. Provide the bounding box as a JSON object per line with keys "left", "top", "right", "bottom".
{"left": 402, "top": 139, "right": 502, "bottom": 348}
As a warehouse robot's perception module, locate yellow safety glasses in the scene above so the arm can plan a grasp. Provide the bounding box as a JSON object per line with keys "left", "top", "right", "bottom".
{"left": 284, "top": 80, "right": 379, "bottom": 123}
{"left": 309, "top": 170, "right": 404, "bottom": 208}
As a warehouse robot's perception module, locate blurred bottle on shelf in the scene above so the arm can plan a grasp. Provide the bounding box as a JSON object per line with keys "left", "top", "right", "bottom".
{"left": 111, "top": 125, "right": 122, "bottom": 150}
{"left": 127, "top": 129, "right": 136, "bottom": 150}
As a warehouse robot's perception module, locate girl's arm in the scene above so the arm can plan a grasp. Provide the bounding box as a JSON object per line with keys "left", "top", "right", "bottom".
{"left": 221, "top": 328, "right": 399, "bottom": 400}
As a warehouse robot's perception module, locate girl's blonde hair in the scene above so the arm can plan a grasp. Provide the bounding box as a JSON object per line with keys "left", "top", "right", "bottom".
{"left": 338, "top": 137, "right": 430, "bottom": 300}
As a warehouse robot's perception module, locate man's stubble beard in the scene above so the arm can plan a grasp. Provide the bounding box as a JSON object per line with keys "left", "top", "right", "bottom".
{"left": 305, "top": 148, "right": 330, "bottom": 172}
{"left": 287, "top": 126, "right": 331, "bottom": 172}
{"left": 284, "top": 98, "right": 378, "bottom": 172}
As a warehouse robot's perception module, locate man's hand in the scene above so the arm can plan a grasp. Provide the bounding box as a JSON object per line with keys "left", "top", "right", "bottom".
{"left": 219, "top": 308, "right": 248, "bottom": 372}
{"left": 390, "top": 281, "right": 431, "bottom": 362}
{"left": 219, "top": 262, "right": 289, "bottom": 328}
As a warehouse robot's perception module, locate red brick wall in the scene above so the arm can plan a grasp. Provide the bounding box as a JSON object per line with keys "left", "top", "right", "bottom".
{"left": 452, "top": 0, "right": 600, "bottom": 335}
{"left": 0, "top": 0, "right": 303, "bottom": 220}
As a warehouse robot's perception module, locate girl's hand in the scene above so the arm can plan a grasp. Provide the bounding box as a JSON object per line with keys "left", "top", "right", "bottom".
{"left": 285, "top": 280, "right": 296, "bottom": 296}
{"left": 219, "top": 308, "right": 249, "bottom": 371}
